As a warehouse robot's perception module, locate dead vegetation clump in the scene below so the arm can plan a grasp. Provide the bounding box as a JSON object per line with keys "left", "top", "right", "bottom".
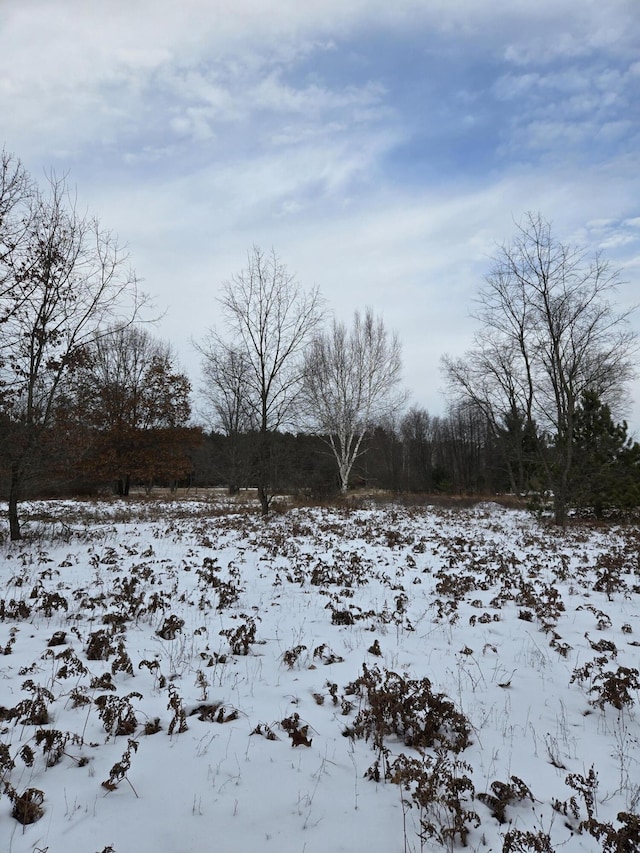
{"left": 94, "top": 692, "right": 142, "bottom": 737}
{"left": 343, "top": 664, "right": 472, "bottom": 753}
{"left": 7, "top": 786, "right": 45, "bottom": 825}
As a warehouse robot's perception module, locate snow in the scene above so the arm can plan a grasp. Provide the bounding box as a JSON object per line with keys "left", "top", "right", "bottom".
{"left": 1, "top": 496, "right": 639, "bottom": 852}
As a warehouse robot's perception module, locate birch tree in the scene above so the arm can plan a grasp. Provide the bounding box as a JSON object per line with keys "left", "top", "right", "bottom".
{"left": 303, "top": 308, "right": 405, "bottom": 494}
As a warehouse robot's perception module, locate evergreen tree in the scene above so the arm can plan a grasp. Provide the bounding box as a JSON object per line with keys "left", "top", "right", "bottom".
{"left": 571, "top": 391, "right": 640, "bottom": 517}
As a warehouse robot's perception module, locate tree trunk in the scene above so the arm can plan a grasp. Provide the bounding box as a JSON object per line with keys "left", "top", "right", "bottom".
{"left": 257, "top": 426, "right": 271, "bottom": 516}
{"left": 502, "top": 459, "right": 517, "bottom": 495}
{"left": 553, "top": 491, "right": 567, "bottom": 527}
{"left": 553, "top": 431, "right": 573, "bottom": 526}
{"left": 8, "top": 462, "right": 22, "bottom": 542}
{"left": 338, "top": 462, "right": 350, "bottom": 495}
{"left": 258, "top": 484, "right": 269, "bottom": 516}
{"left": 331, "top": 431, "right": 363, "bottom": 497}
{"left": 116, "top": 474, "right": 131, "bottom": 496}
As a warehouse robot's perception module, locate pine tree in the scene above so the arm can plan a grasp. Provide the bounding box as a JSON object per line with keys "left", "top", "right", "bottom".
{"left": 571, "top": 391, "right": 640, "bottom": 517}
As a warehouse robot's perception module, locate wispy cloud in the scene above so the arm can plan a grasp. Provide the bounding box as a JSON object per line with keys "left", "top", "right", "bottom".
{"left": 2, "top": 0, "right": 639, "bottom": 424}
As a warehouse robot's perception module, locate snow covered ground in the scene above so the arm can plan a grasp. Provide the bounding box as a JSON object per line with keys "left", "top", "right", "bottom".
{"left": 0, "top": 496, "right": 639, "bottom": 852}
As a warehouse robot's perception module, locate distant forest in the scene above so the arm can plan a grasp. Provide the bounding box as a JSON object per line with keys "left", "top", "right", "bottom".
{"left": 6, "top": 398, "right": 640, "bottom": 521}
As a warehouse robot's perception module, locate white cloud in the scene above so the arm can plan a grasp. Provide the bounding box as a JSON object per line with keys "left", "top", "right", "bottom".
{"left": 80, "top": 150, "right": 637, "bottom": 417}
{"left": 3, "top": 1, "right": 635, "bottom": 148}
{"left": 2, "top": 0, "right": 639, "bottom": 427}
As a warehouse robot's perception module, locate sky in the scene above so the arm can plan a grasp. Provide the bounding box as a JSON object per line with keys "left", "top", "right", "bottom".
{"left": 1, "top": 0, "right": 639, "bottom": 430}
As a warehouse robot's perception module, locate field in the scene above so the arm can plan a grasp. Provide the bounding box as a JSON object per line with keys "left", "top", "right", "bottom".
{"left": 1, "top": 495, "right": 639, "bottom": 852}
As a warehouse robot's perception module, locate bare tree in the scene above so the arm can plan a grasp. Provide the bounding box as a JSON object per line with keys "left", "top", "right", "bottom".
{"left": 443, "top": 212, "right": 637, "bottom": 524}
{"left": 442, "top": 333, "right": 536, "bottom": 494}
{"left": 204, "top": 246, "right": 323, "bottom": 514}
{"left": 198, "top": 335, "right": 255, "bottom": 436}
{"left": 0, "top": 165, "right": 146, "bottom": 538}
{"left": 196, "top": 334, "right": 255, "bottom": 493}
{"left": 302, "top": 308, "right": 405, "bottom": 494}
{"left": 400, "top": 406, "right": 438, "bottom": 492}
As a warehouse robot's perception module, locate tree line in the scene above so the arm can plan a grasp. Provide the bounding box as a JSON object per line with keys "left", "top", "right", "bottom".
{"left": 1, "top": 151, "right": 639, "bottom": 539}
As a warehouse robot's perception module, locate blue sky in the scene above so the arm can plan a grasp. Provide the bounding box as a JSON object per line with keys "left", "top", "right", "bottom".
{"left": 2, "top": 0, "right": 639, "bottom": 429}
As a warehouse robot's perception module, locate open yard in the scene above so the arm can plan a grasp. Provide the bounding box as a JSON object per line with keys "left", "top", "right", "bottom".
{"left": 1, "top": 496, "right": 639, "bottom": 852}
